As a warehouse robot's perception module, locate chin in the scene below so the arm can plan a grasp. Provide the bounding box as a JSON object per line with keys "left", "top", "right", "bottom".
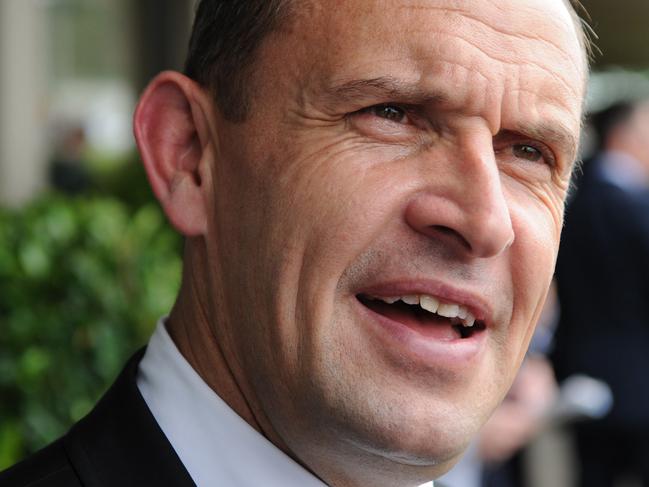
{"left": 376, "top": 412, "right": 477, "bottom": 466}
{"left": 315, "top": 377, "right": 486, "bottom": 468}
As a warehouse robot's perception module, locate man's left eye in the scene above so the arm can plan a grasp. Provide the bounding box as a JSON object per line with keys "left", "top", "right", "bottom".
{"left": 512, "top": 144, "right": 543, "bottom": 163}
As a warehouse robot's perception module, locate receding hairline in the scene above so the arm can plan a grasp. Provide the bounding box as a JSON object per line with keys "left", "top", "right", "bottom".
{"left": 281, "top": 0, "right": 592, "bottom": 65}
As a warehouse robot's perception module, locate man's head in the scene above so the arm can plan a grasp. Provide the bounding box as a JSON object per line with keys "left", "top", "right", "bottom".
{"left": 134, "top": 0, "right": 587, "bottom": 485}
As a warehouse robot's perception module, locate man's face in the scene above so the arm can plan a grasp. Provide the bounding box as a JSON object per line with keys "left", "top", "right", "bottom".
{"left": 205, "top": 0, "right": 584, "bottom": 481}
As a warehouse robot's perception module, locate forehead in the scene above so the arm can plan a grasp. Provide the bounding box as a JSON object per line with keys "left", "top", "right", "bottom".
{"left": 297, "top": 0, "right": 583, "bottom": 67}
{"left": 268, "top": 0, "right": 585, "bottom": 139}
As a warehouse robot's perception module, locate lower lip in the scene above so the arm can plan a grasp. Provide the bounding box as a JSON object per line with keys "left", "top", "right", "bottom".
{"left": 354, "top": 298, "right": 487, "bottom": 369}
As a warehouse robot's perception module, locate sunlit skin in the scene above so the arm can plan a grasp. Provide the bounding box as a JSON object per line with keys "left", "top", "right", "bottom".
{"left": 135, "top": 0, "right": 586, "bottom": 485}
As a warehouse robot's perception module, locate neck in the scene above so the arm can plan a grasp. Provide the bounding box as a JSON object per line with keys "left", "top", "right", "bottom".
{"left": 164, "top": 244, "right": 439, "bottom": 487}
{"left": 165, "top": 242, "right": 292, "bottom": 455}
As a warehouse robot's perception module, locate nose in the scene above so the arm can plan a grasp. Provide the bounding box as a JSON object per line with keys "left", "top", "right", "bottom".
{"left": 404, "top": 133, "right": 515, "bottom": 259}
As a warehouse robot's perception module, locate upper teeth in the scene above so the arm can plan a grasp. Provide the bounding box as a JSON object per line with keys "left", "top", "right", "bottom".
{"left": 373, "top": 294, "right": 476, "bottom": 327}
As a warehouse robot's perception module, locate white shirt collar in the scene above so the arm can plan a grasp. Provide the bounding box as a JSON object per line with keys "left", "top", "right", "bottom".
{"left": 137, "top": 319, "right": 327, "bottom": 487}
{"left": 137, "top": 319, "right": 434, "bottom": 487}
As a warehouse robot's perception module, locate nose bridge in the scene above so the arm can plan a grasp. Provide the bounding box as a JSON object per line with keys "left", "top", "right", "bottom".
{"left": 406, "top": 130, "right": 514, "bottom": 259}
{"left": 457, "top": 133, "right": 514, "bottom": 256}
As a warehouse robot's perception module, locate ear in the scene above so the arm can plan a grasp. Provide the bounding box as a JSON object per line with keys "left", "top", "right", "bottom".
{"left": 134, "top": 71, "right": 215, "bottom": 236}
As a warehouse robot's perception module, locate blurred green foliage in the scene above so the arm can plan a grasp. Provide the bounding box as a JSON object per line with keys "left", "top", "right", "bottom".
{"left": 0, "top": 190, "right": 182, "bottom": 469}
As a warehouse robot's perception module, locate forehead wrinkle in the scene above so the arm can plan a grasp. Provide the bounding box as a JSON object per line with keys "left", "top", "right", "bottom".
{"left": 448, "top": 10, "right": 579, "bottom": 68}
{"left": 395, "top": 0, "right": 579, "bottom": 42}
{"left": 428, "top": 30, "right": 581, "bottom": 99}
{"left": 386, "top": 2, "right": 583, "bottom": 93}
{"left": 508, "top": 85, "right": 581, "bottom": 115}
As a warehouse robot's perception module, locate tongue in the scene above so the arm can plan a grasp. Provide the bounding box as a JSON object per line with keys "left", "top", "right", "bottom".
{"left": 362, "top": 298, "right": 460, "bottom": 341}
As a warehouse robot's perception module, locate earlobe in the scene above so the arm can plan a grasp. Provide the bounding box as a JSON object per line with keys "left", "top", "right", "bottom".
{"left": 133, "top": 70, "right": 214, "bottom": 237}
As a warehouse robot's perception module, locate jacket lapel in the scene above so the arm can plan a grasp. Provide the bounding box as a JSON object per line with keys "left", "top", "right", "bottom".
{"left": 63, "top": 349, "right": 196, "bottom": 487}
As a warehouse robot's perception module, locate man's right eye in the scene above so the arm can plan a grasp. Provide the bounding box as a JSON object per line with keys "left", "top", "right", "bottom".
{"left": 358, "top": 104, "right": 409, "bottom": 124}
{"left": 347, "top": 103, "right": 425, "bottom": 143}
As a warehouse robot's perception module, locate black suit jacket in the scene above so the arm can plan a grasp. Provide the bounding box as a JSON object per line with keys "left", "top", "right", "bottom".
{"left": 0, "top": 350, "right": 196, "bottom": 486}
{"left": 552, "top": 156, "right": 649, "bottom": 428}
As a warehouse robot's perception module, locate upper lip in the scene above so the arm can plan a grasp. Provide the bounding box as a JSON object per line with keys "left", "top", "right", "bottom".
{"left": 355, "top": 279, "right": 494, "bottom": 327}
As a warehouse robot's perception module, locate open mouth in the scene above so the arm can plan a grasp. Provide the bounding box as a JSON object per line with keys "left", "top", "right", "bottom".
{"left": 357, "top": 293, "right": 486, "bottom": 340}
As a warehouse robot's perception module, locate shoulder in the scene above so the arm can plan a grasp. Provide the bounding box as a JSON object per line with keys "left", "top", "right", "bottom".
{"left": 0, "top": 439, "right": 81, "bottom": 487}
{"left": 1, "top": 349, "right": 195, "bottom": 487}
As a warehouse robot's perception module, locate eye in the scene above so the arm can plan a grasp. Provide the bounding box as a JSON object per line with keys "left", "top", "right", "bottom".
{"left": 359, "top": 104, "right": 409, "bottom": 123}
{"left": 494, "top": 131, "right": 558, "bottom": 170}
{"left": 512, "top": 144, "right": 543, "bottom": 162}
{"left": 511, "top": 142, "right": 556, "bottom": 168}
{"left": 348, "top": 103, "right": 426, "bottom": 143}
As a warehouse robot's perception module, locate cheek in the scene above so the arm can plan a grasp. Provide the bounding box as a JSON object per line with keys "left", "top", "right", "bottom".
{"left": 507, "top": 176, "right": 564, "bottom": 278}
{"left": 263, "top": 135, "right": 413, "bottom": 267}
{"left": 223, "top": 136, "right": 415, "bottom": 363}
{"left": 506, "top": 193, "right": 561, "bottom": 359}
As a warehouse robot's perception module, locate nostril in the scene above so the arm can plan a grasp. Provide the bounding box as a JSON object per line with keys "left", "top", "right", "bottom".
{"left": 404, "top": 194, "right": 513, "bottom": 258}
{"left": 429, "top": 225, "right": 472, "bottom": 252}
{"left": 431, "top": 225, "right": 455, "bottom": 236}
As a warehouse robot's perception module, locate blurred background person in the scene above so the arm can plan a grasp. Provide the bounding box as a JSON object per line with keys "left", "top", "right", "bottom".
{"left": 552, "top": 99, "right": 649, "bottom": 487}
{"left": 48, "top": 122, "right": 92, "bottom": 195}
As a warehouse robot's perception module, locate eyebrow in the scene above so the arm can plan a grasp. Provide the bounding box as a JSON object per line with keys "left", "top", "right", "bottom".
{"left": 322, "top": 76, "right": 579, "bottom": 161}
{"left": 322, "top": 76, "right": 447, "bottom": 106}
